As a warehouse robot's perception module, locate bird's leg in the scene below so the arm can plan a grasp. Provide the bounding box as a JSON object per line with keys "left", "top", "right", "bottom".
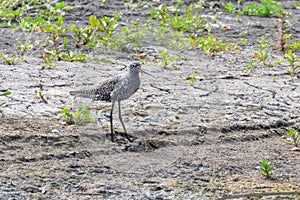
{"left": 118, "top": 101, "right": 135, "bottom": 142}
{"left": 110, "top": 101, "right": 116, "bottom": 142}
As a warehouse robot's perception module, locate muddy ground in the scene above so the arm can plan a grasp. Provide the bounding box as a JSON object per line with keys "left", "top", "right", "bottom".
{"left": 0, "top": 0, "right": 300, "bottom": 199}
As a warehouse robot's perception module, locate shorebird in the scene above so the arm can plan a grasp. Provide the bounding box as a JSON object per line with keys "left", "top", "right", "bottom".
{"left": 70, "top": 61, "right": 153, "bottom": 142}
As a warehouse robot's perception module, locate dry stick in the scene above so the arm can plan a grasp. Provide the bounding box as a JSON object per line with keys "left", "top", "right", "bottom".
{"left": 217, "top": 191, "right": 300, "bottom": 200}
{"left": 150, "top": 83, "right": 170, "bottom": 92}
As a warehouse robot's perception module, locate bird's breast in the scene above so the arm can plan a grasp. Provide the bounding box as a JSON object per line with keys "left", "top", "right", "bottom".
{"left": 111, "top": 75, "right": 141, "bottom": 101}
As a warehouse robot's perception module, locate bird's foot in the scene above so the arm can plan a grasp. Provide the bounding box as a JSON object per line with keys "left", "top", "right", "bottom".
{"left": 115, "top": 131, "right": 137, "bottom": 143}
{"left": 109, "top": 134, "right": 127, "bottom": 144}
{"left": 126, "top": 135, "right": 137, "bottom": 143}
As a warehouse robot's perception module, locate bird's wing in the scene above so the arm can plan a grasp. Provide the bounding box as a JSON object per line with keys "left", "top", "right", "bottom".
{"left": 70, "top": 76, "right": 120, "bottom": 101}
{"left": 93, "top": 76, "right": 119, "bottom": 101}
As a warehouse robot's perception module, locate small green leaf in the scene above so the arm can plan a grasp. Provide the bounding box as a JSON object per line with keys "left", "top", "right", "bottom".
{"left": 0, "top": 91, "right": 11, "bottom": 96}
{"left": 64, "top": 37, "right": 69, "bottom": 51}
{"left": 89, "top": 15, "right": 98, "bottom": 26}
{"left": 57, "top": 16, "right": 64, "bottom": 27}
{"left": 55, "top": 2, "right": 65, "bottom": 10}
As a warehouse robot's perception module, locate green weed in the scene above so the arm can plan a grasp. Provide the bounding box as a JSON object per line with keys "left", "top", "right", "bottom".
{"left": 124, "top": 0, "right": 150, "bottom": 11}
{"left": 223, "top": 0, "right": 283, "bottom": 17}
{"left": 158, "top": 50, "right": 181, "bottom": 68}
{"left": 289, "top": 42, "right": 300, "bottom": 52}
{"left": 222, "top": 2, "right": 236, "bottom": 14}
{"left": 260, "top": 160, "right": 274, "bottom": 178}
{"left": 41, "top": 15, "right": 88, "bottom": 67}
{"left": 0, "top": 77, "right": 11, "bottom": 107}
{"left": 243, "top": 0, "right": 283, "bottom": 17}
{"left": 285, "top": 50, "right": 300, "bottom": 76}
{"left": 286, "top": 128, "right": 299, "bottom": 147}
{"left": 59, "top": 105, "right": 95, "bottom": 125}
{"left": 149, "top": 4, "right": 169, "bottom": 27}
{"left": 169, "top": 4, "right": 206, "bottom": 33}
{"left": 0, "top": 77, "right": 11, "bottom": 97}
{"left": 41, "top": 15, "right": 68, "bottom": 66}
{"left": 277, "top": 11, "right": 292, "bottom": 52}
{"left": 61, "top": 37, "right": 88, "bottom": 62}
{"left": 59, "top": 107, "right": 74, "bottom": 125}
{"left": 17, "top": 16, "right": 48, "bottom": 31}
{"left": 246, "top": 59, "right": 256, "bottom": 73}
{"left": 0, "top": 0, "right": 24, "bottom": 20}
{"left": 74, "top": 104, "right": 95, "bottom": 125}
{"left": 89, "top": 14, "right": 121, "bottom": 51}
{"left": 188, "top": 34, "right": 234, "bottom": 55}
{"left": 16, "top": 37, "right": 35, "bottom": 54}
{"left": 187, "top": 71, "right": 201, "bottom": 84}
{"left": 295, "top": 2, "right": 300, "bottom": 10}
{"left": 0, "top": 52, "right": 18, "bottom": 65}
{"left": 257, "top": 36, "right": 269, "bottom": 65}
{"left": 71, "top": 24, "right": 95, "bottom": 47}
{"left": 247, "top": 36, "right": 283, "bottom": 73}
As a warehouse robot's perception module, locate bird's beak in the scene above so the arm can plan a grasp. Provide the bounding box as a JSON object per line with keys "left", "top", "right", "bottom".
{"left": 138, "top": 69, "right": 154, "bottom": 78}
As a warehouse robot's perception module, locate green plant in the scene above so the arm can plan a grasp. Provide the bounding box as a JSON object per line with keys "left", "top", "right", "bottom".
{"left": 260, "top": 160, "right": 274, "bottom": 178}
{"left": 59, "top": 106, "right": 74, "bottom": 125}
{"left": 169, "top": 4, "right": 206, "bottom": 33}
{"left": 187, "top": 71, "right": 201, "bottom": 84}
{"left": 168, "top": 31, "right": 185, "bottom": 49}
{"left": 246, "top": 59, "right": 256, "bottom": 73}
{"left": 17, "top": 16, "right": 48, "bottom": 31}
{"left": 0, "top": 0, "right": 24, "bottom": 20}
{"left": 0, "top": 1, "right": 74, "bottom": 29}
{"left": 74, "top": 104, "right": 95, "bottom": 125}
{"left": 127, "top": 20, "right": 147, "bottom": 46}
{"left": 252, "top": 36, "right": 269, "bottom": 66}
{"left": 158, "top": 50, "right": 181, "bottom": 68}
{"left": 223, "top": 0, "right": 283, "bottom": 17}
{"left": 288, "top": 42, "right": 300, "bottom": 52}
{"left": 187, "top": 34, "right": 234, "bottom": 55}
{"left": 59, "top": 105, "right": 95, "bottom": 125}
{"left": 286, "top": 128, "right": 299, "bottom": 147}
{"left": 71, "top": 24, "right": 95, "bottom": 47}
{"left": 248, "top": 36, "right": 282, "bottom": 72}
{"left": 16, "top": 36, "right": 35, "bottom": 54}
{"left": 278, "top": 11, "right": 292, "bottom": 52}
{"left": 0, "top": 77, "right": 11, "bottom": 107}
{"left": 39, "top": 1, "right": 75, "bottom": 21}
{"left": 0, "top": 52, "right": 18, "bottom": 65}
{"left": 0, "top": 77, "right": 11, "bottom": 94}
{"left": 242, "top": 0, "right": 283, "bottom": 17}
{"left": 124, "top": 0, "right": 150, "bottom": 11}
{"left": 285, "top": 50, "right": 300, "bottom": 75}
{"left": 222, "top": 2, "right": 236, "bottom": 14}
{"left": 149, "top": 4, "right": 170, "bottom": 27}
{"left": 60, "top": 37, "right": 88, "bottom": 62}
{"left": 99, "top": 0, "right": 107, "bottom": 6}
{"left": 41, "top": 15, "right": 69, "bottom": 66}
{"left": 295, "top": 2, "right": 300, "bottom": 10}
{"left": 89, "top": 14, "right": 121, "bottom": 51}
{"left": 150, "top": 26, "right": 167, "bottom": 46}
{"left": 90, "top": 15, "right": 119, "bottom": 38}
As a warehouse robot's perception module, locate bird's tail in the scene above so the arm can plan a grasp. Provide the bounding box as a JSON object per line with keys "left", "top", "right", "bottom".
{"left": 69, "top": 88, "right": 98, "bottom": 99}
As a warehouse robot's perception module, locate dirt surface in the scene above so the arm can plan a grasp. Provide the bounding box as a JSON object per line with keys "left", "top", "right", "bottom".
{"left": 0, "top": 0, "right": 300, "bottom": 199}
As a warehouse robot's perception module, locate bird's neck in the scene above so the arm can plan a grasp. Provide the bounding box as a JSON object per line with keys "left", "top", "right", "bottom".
{"left": 129, "top": 71, "right": 140, "bottom": 77}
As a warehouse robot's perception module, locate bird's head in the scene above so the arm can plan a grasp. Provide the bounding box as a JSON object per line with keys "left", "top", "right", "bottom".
{"left": 129, "top": 61, "right": 142, "bottom": 73}
{"left": 129, "top": 61, "right": 154, "bottom": 77}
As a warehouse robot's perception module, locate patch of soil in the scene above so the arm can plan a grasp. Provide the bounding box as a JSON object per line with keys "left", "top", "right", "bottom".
{"left": 0, "top": 0, "right": 300, "bottom": 199}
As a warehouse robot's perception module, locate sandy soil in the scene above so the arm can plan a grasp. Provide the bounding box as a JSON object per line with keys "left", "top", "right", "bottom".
{"left": 0, "top": 0, "right": 299, "bottom": 199}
